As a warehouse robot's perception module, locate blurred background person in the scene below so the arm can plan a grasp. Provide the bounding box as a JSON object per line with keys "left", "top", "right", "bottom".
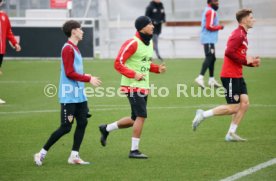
{"left": 145, "top": 0, "right": 166, "bottom": 61}
{"left": 195, "top": 0, "right": 224, "bottom": 88}
{"left": 0, "top": 0, "right": 21, "bottom": 104}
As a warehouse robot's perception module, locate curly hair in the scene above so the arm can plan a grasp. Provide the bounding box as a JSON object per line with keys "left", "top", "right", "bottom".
{"left": 62, "top": 20, "right": 81, "bottom": 37}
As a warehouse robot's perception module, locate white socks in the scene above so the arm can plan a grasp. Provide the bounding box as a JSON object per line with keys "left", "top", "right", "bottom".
{"left": 131, "top": 137, "right": 140, "bottom": 151}
{"left": 39, "top": 148, "right": 47, "bottom": 158}
{"left": 203, "top": 110, "right": 214, "bottom": 118}
{"left": 106, "top": 122, "right": 119, "bottom": 132}
{"left": 197, "top": 75, "right": 204, "bottom": 79}
{"left": 209, "top": 77, "right": 215, "bottom": 82}
{"left": 228, "top": 123, "right": 238, "bottom": 134}
{"left": 70, "top": 150, "right": 79, "bottom": 157}
{"left": 197, "top": 76, "right": 216, "bottom": 81}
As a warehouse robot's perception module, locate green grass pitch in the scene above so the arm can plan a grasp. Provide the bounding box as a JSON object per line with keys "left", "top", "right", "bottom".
{"left": 0, "top": 58, "right": 275, "bottom": 181}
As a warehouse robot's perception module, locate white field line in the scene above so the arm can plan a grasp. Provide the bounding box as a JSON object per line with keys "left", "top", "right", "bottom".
{"left": 0, "top": 81, "right": 52, "bottom": 84}
{"left": 0, "top": 104, "right": 276, "bottom": 115}
{"left": 0, "top": 80, "right": 120, "bottom": 84}
{"left": 220, "top": 158, "right": 276, "bottom": 181}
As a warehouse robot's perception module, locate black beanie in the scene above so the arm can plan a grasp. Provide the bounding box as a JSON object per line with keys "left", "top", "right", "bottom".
{"left": 135, "top": 16, "right": 152, "bottom": 31}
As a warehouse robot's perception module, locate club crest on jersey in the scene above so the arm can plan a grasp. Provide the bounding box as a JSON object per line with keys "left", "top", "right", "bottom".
{"left": 233, "top": 94, "right": 240, "bottom": 102}
{"left": 68, "top": 115, "right": 74, "bottom": 123}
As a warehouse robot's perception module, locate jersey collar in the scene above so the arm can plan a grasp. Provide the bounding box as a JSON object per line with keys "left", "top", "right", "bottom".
{"left": 239, "top": 25, "right": 248, "bottom": 34}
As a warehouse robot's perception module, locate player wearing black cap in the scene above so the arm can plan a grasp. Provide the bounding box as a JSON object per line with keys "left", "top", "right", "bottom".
{"left": 99, "top": 16, "right": 166, "bottom": 159}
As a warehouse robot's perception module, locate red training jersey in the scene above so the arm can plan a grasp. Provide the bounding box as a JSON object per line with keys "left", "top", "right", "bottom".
{"left": 62, "top": 41, "right": 91, "bottom": 82}
{"left": 114, "top": 32, "right": 160, "bottom": 93}
{"left": 220, "top": 25, "right": 251, "bottom": 78}
{"left": 0, "top": 11, "right": 18, "bottom": 54}
{"left": 204, "top": 4, "right": 223, "bottom": 31}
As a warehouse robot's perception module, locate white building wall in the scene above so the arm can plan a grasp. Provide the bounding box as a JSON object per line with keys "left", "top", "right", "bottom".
{"left": 99, "top": 0, "right": 276, "bottom": 58}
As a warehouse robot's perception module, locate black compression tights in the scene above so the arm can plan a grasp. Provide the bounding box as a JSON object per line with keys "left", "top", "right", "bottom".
{"left": 200, "top": 44, "right": 216, "bottom": 77}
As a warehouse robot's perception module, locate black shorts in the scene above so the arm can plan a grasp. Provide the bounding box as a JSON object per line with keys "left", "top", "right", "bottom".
{"left": 203, "top": 43, "right": 216, "bottom": 57}
{"left": 221, "top": 77, "right": 248, "bottom": 104}
{"left": 127, "top": 92, "right": 148, "bottom": 120}
{"left": 0, "top": 54, "right": 4, "bottom": 67}
{"left": 60, "top": 101, "right": 90, "bottom": 126}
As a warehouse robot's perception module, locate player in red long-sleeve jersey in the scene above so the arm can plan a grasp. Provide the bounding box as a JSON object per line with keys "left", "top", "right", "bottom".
{"left": 192, "top": 9, "right": 261, "bottom": 141}
{"left": 0, "top": 0, "right": 21, "bottom": 104}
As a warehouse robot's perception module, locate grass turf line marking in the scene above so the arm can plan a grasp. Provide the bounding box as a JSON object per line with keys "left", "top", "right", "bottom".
{"left": 0, "top": 81, "right": 53, "bottom": 84}
{"left": 0, "top": 104, "right": 276, "bottom": 115}
{"left": 220, "top": 158, "right": 276, "bottom": 181}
